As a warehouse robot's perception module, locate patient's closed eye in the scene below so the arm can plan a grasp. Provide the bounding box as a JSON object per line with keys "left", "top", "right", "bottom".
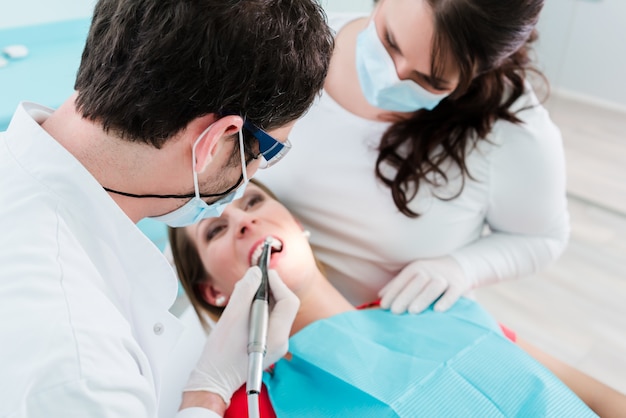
{"left": 205, "top": 222, "right": 226, "bottom": 241}
{"left": 244, "top": 193, "right": 264, "bottom": 210}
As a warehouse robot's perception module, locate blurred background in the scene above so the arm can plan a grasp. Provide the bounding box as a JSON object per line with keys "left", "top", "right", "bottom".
{"left": 2, "top": 0, "right": 624, "bottom": 393}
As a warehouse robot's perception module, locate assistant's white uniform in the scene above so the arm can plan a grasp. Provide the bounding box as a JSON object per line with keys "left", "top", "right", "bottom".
{"left": 0, "top": 102, "right": 215, "bottom": 418}
{"left": 258, "top": 14, "right": 569, "bottom": 305}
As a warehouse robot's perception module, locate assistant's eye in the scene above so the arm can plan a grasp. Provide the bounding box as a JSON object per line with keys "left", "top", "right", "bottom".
{"left": 424, "top": 76, "right": 448, "bottom": 92}
{"left": 384, "top": 31, "right": 400, "bottom": 53}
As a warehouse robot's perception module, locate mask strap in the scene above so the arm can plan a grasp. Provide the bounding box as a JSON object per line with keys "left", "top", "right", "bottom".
{"left": 238, "top": 128, "right": 248, "bottom": 183}
{"left": 191, "top": 124, "right": 214, "bottom": 199}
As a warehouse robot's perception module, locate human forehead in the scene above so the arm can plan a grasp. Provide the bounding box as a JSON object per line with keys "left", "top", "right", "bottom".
{"left": 375, "top": 0, "right": 459, "bottom": 88}
{"left": 376, "top": 0, "right": 435, "bottom": 53}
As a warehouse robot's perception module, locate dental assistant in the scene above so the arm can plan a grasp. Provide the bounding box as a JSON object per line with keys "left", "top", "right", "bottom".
{"left": 258, "top": 0, "right": 569, "bottom": 311}
{"left": 0, "top": 0, "right": 333, "bottom": 416}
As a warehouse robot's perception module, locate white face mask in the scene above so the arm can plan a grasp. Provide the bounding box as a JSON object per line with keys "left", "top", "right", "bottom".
{"left": 150, "top": 126, "right": 249, "bottom": 228}
{"left": 355, "top": 19, "right": 450, "bottom": 112}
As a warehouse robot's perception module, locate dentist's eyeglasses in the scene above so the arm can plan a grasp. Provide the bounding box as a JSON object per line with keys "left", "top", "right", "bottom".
{"left": 243, "top": 120, "right": 291, "bottom": 168}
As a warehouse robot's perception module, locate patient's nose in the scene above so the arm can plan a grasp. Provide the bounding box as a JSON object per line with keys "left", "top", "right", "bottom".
{"left": 229, "top": 208, "right": 257, "bottom": 237}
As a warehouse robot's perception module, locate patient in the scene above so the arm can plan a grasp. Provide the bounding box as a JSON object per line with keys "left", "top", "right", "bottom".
{"left": 169, "top": 180, "right": 625, "bottom": 418}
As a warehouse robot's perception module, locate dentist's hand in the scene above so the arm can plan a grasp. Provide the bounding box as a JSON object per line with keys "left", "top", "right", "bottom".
{"left": 182, "top": 267, "right": 299, "bottom": 410}
{"left": 379, "top": 256, "right": 470, "bottom": 314}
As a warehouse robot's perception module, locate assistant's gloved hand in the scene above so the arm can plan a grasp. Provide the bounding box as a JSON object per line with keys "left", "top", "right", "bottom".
{"left": 184, "top": 266, "right": 300, "bottom": 406}
{"left": 379, "top": 256, "right": 470, "bottom": 314}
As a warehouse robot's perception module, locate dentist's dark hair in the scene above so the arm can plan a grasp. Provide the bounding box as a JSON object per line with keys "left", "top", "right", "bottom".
{"left": 374, "top": 0, "right": 546, "bottom": 217}
{"left": 75, "top": 0, "right": 333, "bottom": 153}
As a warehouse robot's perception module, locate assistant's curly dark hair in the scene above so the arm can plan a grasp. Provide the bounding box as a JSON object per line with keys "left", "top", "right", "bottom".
{"left": 374, "top": 0, "right": 545, "bottom": 217}
{"left": 75, "top": 0, "right": 333, "bottom": 152}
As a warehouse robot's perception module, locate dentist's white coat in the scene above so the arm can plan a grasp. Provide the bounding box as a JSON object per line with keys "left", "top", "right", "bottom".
{"left": 0, "top": 102, "right": 214, "bottom": 418}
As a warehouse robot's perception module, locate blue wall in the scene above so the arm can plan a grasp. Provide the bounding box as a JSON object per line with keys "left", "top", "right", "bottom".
{"left": 0, "top": 19, "right": 90, "bottom": 131}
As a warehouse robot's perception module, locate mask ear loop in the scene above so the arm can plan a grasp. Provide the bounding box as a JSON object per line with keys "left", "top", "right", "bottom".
{"left": 191, "top": 124, "right": 215, "bottom": 199}
{"left": 238, "top": 128, "right": 248, "bottom": 184}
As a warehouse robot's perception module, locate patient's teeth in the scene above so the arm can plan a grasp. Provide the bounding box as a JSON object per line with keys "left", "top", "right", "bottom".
{"left": 269, "top": 238, "right": 283, "bottom": 251}
{"left": 251, "top": 245, "right": 263, "bottom": 266}
{"left": 250, "top": 237, "right": 283, "bottom": 266}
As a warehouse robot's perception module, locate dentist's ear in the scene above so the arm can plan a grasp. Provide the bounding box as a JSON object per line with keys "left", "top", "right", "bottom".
{"left": 193, "top": 114, "right": 244, "bottom": 173}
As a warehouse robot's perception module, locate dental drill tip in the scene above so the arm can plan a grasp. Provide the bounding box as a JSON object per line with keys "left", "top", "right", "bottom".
{"left": 264, "top": 236, "right": 283, "bottom": 252}
{"left": 255, "top": 238, "right": 272, "bottom": 301}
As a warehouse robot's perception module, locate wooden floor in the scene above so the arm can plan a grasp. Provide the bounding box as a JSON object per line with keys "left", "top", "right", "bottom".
{"left": 476, "top": 92, "right": 626, "bottom": 394}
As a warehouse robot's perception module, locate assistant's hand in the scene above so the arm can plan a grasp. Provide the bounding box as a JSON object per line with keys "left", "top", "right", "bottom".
{"left": 379, "top": 256, "right": 470, "bottom": 314}
{"left": 183, "top": 266, "right": 299, "bottom": 408}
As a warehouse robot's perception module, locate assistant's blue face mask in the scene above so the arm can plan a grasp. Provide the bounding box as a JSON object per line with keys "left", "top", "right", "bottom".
{"left": 355, "top": 19, "right": 449, "bottom": 112}
{"left": 150, "top": 126, "right": 249, "bottom": 228}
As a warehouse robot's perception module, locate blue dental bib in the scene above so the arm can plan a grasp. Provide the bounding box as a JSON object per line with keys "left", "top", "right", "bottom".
{"left": 263, "top": 299, "right": 596, "bottom": 417}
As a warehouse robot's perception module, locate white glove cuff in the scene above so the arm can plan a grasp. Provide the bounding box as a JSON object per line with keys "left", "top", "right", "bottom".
{"left": 184, "top": 371, "right": 232, "bottom": 408}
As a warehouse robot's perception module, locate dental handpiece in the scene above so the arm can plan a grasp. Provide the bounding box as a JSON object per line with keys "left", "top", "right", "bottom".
{"left": 247, "top": 237, "right": 272, "bottom": 396}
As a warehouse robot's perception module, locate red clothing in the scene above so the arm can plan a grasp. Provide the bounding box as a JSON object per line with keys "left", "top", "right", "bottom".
{"left": 224, "top": 300, "right": 517, "bottom": 417}
{"left": 500, "top": 323, "right": 517, "bottom": 342}
{"left": 225, "top": 384, "right": 276, "bottom": 418}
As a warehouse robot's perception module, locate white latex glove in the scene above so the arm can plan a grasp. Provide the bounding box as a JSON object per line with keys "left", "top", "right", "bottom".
{"left": 379, "top": 256, "right": 470, "bottom": 314}
{"left": 184, "top": 266, "right": 300, "bottom": 406}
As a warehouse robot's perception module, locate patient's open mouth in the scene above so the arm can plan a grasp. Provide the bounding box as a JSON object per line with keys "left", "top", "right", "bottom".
{"left": 250, "top": 236, "right": 283, "bottom": 266}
